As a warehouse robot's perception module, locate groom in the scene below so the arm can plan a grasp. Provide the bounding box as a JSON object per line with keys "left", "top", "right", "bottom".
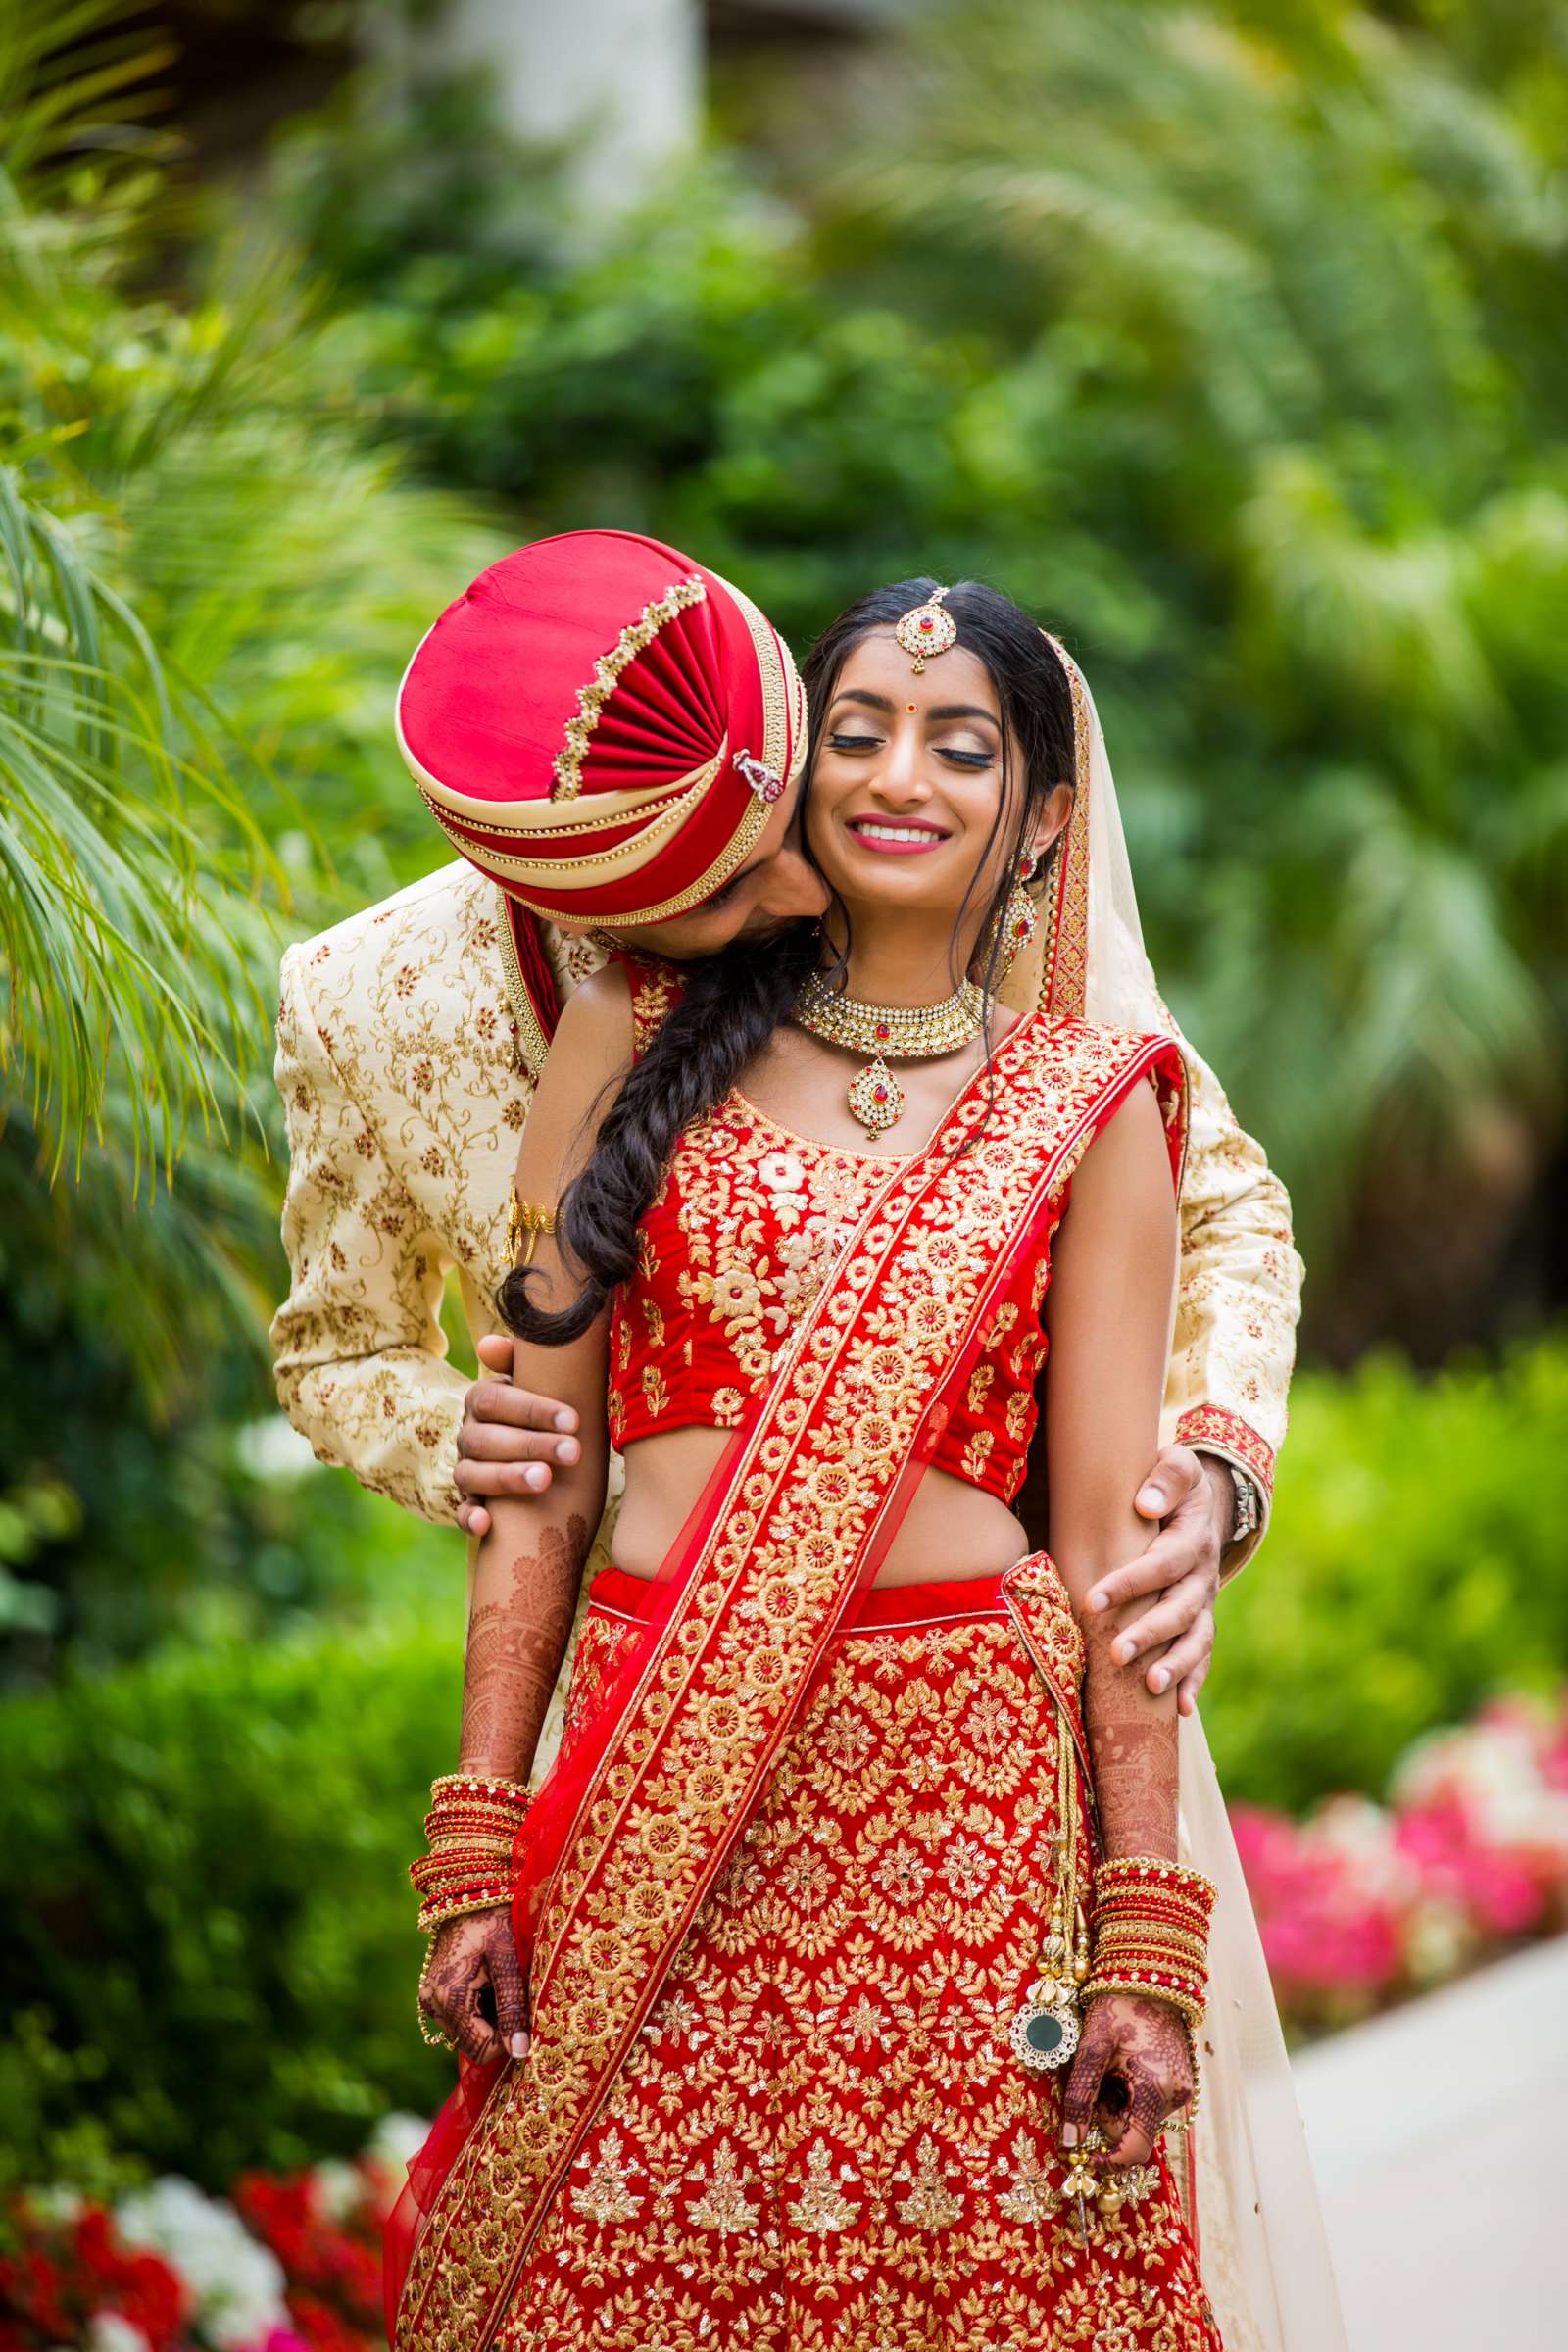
{"left": 271, "top": 531, "right": 1298, "bottom": 1756}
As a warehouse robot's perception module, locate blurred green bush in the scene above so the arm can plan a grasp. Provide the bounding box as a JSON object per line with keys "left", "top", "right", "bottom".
{"left": 1204, "top": 1337, "right": 1568, "bottom": 1812}
{"left": 0, "top": 1590, "right": 464, "bottom": 2197}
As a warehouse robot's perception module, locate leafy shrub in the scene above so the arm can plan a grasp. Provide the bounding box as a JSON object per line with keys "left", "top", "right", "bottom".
{"left": 0, "top": 1605, "right": 463, "bottom": 2196}
{"left": 1204, "top": 1338, "right": 1568, "bottom": 1814}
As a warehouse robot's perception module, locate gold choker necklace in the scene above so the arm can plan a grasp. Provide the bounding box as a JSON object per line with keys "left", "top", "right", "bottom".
{"left": 794, "top": 970, "right": 990, "bottom": 1136}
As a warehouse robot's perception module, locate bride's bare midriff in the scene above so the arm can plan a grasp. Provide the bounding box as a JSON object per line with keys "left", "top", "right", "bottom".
{"left": 611, "top": 1425, "right": 1030, "bottom": 1587}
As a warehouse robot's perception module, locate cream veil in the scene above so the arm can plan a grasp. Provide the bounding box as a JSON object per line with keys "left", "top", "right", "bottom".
{"left": 997, "top": 635, "right": 1349, "bottom": 2352}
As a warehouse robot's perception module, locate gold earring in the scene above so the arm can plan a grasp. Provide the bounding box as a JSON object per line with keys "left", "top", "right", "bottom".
{"left": 984, "top": 853, "right": 1039, "bottom": 980}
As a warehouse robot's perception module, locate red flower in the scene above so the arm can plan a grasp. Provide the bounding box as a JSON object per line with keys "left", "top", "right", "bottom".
{"left": 286, "top": 2292, "right": 370, "bottom": 2352}
{"left": 233, "top": 2173, "right": 381, "bottom": 2334}
{"left": 0, "top": 2203, "right": 188, "bottom": 2352}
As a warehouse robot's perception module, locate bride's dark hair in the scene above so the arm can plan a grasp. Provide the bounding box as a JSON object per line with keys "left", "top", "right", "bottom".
{"left": 500, "top": 579, "right": 1076, "bottom": 1346}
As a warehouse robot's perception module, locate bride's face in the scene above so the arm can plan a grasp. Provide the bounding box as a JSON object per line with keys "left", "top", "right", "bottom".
{"left": 807, "top": 631, "right": 1061, "bottom": 940}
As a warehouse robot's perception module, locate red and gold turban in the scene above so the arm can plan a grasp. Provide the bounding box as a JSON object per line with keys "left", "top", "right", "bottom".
{"left": 396, "top": 530, "right": 808, "bottom": 931}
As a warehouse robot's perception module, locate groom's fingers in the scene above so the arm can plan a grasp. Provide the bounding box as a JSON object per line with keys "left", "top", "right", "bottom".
{"left": 1085, "top": 1451, "right": 1216, "bottom": 1620}
{"left": 1132, "top": 1444, "right": 1204, "bottom": 1525}
{"left": 1108, "top": 1568, "right": 1206, "bottom": 1677}
{"left": 1085, "top": 1518, "right": 1203, "bottom": 1619}
{"left": 459, "top": 1416, "right": 581, "bottom": 1466}
{"left": 1176, "top": 1643, "right": 1213, "bottom": 1718}
{"left": 468, "top": 1377, "right": 579, "bottom": 1435}
{"left": 456, "top": 1370, "right": 582, "bottom": 1505}
{"left": 1143, "top": 1603, "right": 1214, "bottom": 1705}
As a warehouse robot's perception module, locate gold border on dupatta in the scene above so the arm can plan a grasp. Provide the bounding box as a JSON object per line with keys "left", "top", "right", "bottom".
{"left": 1038, "top": 631, "right": 1093, "bottom": 1020}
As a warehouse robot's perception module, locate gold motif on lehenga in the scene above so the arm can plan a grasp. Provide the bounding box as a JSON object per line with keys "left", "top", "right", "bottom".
{"left": 788, "top": 2140, "right": 860, "bottom": 2236}
{"left": 570, "top": 2132, "right": 644, "bottom": 2226}
{"left": 893, "top": 2137, "right": 963, "bottom": 2232}
{"left": 686, "top": 2140, "right": 762, "bottom": 2237}
{"left": 995, "top": 2129, "right": 1064, "bottom": 2226}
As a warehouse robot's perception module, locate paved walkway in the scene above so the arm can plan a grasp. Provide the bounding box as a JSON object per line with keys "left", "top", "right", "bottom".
{"left": 1291, "top": 1933, "right": 1568, "bottom": 2349}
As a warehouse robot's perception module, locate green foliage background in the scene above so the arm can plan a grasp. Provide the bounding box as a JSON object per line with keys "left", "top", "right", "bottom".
{"left": 3, "top": 0, "right": 1567, "bottom": 2194}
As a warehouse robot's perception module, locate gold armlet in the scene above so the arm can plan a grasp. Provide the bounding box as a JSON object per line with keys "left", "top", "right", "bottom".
{"left": 506, "top": 1195, "right": 558, "bottom": 1267}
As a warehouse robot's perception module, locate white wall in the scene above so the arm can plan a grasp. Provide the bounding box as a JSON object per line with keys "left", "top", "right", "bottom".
{"left": 394, "top": 0, "right": 703, "bottom": 234}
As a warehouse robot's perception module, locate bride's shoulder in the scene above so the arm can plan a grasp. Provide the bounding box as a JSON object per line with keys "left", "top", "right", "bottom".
{"left": 1011, "top": 1008, "right": 1181, "bottom": 1067}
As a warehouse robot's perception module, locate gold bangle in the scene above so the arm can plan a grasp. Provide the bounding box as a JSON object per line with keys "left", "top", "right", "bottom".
{"left": 428, "top": 1773, "right": 533, "bottom": 1819}
{"left": 1093, "top": 1854, "right": 1217, "bottom": 1906}
{"left": 1094, "top": 1924, "right": 1210, "bottom": 1965}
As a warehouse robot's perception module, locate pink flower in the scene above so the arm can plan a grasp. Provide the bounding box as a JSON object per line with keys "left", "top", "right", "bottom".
{"left": 1234, "top": 1683, "right": 1568, "bottom": 2034}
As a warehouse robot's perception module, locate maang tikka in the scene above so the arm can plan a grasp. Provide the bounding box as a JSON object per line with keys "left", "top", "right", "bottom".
{"left": 894, "top": 584, "right": 957, "bottom": 673}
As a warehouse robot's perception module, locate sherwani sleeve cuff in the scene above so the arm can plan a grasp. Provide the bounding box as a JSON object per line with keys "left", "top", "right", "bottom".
{"left": 1176, "top": 1404, "right": 1275, "bottom": 1587}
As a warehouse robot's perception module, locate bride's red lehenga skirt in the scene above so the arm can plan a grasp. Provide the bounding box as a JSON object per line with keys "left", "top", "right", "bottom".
{"left": 488, "top": 1566, "right": 1222, "bottom": 2352}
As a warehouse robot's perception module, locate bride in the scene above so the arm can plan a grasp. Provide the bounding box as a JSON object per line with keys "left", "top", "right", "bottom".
{"left": 388, "top": 579, "right": 1346, "bottom": 2351}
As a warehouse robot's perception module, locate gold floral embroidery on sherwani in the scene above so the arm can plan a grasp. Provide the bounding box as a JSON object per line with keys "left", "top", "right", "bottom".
{"left": 392, "top": 1015, "right": 1190, "bottom": 2352}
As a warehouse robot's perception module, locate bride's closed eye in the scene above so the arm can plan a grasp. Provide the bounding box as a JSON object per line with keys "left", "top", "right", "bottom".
{"left": 828, "top": 729, "right": 993, "bottom": 770}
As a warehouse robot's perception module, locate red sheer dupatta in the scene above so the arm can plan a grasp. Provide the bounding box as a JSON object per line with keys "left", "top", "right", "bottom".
{"left": 388, "top": 1016, "right": 1187, "bottom": 2352}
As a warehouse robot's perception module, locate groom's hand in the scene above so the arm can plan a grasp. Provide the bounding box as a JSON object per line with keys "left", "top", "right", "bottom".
{"left": 455, "top": 1334, "right": 582, "bottom": 1538}
{"left": 1082, "top": 1446, "right": 1228, "bottom": 1717}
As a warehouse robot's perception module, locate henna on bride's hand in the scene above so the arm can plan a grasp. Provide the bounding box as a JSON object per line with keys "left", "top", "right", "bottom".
{"left": 1058, "top": 1992, "right": 1193, "bottom": 2171}
{"left": 1082, "top": 1633, "right": 1180, "bottom": 1858}
{"left": 460, "top": 1513, "right": 586, "bottom": 1769}
{"left": 421, "top": 1908, "right": 531, "bottom": 2065}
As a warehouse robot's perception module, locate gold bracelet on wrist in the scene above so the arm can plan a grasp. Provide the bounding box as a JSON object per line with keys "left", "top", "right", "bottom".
{"left": 506, "top": 1197, "right": 557, "bottom": 1267}
{"left": 430, "top": 1772, "right": 533, "bottom": 1807}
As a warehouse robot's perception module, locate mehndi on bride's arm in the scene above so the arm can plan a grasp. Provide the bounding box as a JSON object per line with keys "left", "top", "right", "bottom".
{"left": 1042, "top": 1074, "right": 1195, "bottom": 2170}
{"left": 417, "top": 971, "right": 630, "bottom": 2065}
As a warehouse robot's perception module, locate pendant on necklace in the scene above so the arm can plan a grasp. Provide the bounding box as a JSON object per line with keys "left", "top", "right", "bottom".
{"left": 847, "top": 1057, "right": 905, "bottom": 1137}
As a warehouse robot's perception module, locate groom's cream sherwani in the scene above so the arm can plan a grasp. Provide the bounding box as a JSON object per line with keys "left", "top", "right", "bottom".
{"left": 271, "top": 858, "right": 1300, "bottom": 1574}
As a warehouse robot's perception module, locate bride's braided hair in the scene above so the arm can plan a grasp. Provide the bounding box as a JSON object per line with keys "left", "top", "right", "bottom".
{"left": 501, "top": 580, "right": 1075, "bottom": 1347}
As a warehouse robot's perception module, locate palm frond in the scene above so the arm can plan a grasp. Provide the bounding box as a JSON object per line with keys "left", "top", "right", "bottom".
{"left": 0, "top": 463, "right": 280, "bottom": 1181}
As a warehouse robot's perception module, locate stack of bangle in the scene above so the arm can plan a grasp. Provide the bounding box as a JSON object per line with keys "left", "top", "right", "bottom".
{"left": 1083, "top": 1854, "right": 1216, "bottom": 2019}
{"left": 1081, "top": 1855, "right": 1217, "bottom": 2119}
{"left": 409, "top": 1772, "right": 532, "bottom": 1937}
{"left": 412, "top": 1774, "right": 533, "bottom": 2051}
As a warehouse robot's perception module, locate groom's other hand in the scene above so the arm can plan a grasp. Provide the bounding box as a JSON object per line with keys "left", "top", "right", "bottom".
{"left": 455, "top": 1333, "right": 582, "bottom": 1537}
{"left": 1081, "top": 1446, "right": 1227, "bottom": 1718}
